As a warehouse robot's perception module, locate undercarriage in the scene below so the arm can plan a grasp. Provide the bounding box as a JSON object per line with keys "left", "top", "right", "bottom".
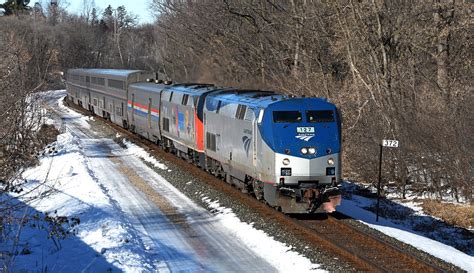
{"left": 274, "top": 185, "right": 341, "bottom": 214}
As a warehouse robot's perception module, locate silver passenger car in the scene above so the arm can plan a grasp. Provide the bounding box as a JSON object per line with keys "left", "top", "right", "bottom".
{"left": 127, "top": 82, "right": 166, "bottom": 143}
{"left": 66, "top": 69, "right": 153, "bottom": 127}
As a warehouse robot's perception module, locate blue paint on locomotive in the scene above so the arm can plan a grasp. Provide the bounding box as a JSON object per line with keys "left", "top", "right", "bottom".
{"left": 160, "top": 85, "right": 340, "bottom": 160}
{"left": 260, "top": 98, "right": 341, "bottom": 159}
{"left": 204, "top": 91, "right": 341, "bottom": 159}
{"left": 67, "top": 68, "right": 343, "bottom": 214}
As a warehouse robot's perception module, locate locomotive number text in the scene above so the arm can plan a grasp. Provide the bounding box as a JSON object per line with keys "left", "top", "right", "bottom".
{"left": 297, "top": 127, "right": 315, "bottom": 134}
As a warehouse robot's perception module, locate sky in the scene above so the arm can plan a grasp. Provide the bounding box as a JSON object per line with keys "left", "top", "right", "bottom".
{"left": 36, "top": 0, "right": 155, "bottom": 24}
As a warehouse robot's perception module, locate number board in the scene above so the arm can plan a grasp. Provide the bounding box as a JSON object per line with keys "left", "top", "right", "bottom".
{"left": 382, "top": 139, "right": 399, "bottom": 148}
{"left": 281, "top": 168, "right": 292, "bottom": 176}
{"left": 297, "top": 127, "right": 315, "bottom": 134}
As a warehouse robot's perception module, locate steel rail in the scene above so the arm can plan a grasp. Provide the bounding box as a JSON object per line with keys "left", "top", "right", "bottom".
{"left": 62, "top": 99, "right": 455, "bottom": 272}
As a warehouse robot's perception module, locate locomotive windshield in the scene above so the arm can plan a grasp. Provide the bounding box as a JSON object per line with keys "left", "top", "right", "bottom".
{"left": 306, "top": 110, "right": 334, "bottom": 122}
{"left": 273, "top": 111, "right": 302, "bottom": 123}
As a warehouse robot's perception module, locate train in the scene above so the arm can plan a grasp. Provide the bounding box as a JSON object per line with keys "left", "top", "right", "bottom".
{"left": 65, "top": 68, "right": 342, "bottom": 213}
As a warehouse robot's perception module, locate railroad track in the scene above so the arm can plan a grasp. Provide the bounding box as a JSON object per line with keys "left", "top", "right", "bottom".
{"left": 294, "top": 212, "right": 447, "bottom": 272}
{"left": 62, "top": 99, "right": 456, "bottom": 272}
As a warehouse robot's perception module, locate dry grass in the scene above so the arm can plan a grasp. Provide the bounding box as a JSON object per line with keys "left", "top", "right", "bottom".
{"left": 421, "top": 200, "right": 474, "bottom": 230}
{"left": 37, "top": 124, "right": 60, "bottom": 146}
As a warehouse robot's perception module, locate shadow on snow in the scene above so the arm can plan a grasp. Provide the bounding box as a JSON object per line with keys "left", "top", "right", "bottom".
{"left": 340, "top": 181, "right": 474, "bottom": 256}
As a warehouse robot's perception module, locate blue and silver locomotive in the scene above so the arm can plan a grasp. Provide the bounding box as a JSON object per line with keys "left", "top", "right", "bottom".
{"left": 66, "top": 68, "right": 342, "bottom": 213}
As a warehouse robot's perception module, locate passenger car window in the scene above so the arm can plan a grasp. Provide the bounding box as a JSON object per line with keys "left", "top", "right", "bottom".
{"left": 108, "top": 79, "right": 125, "bottom": 90}
{"left": 97, "top": 78, "right": 105, "bottom": 86}
{"left": 273, "top": 111, "right": 302, "bottom": 123}
{"left": 306, "top": 110, "right": 334, "bottom": 122}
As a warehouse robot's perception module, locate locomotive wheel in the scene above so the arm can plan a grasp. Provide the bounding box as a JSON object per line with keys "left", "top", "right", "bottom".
{"left": 252, "top": 179, "right": 264, "bottom": 200}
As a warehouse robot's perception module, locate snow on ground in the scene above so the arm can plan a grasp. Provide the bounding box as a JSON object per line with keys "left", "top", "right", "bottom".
{"left": 339, "top": 182, "right": 474, "bottom": 272}
{"left": 3, "top": 90, "right": 471, "bottom": 272}
{"left": 5, "top": 132, "right": 155, "bottom": 272}
{"left": 50, "top": 92, "right": 93, "bottom": 130}
{"left": 201, "top": 197, "right": 321, "bottom": 272}
{"left": 121, "top": 139, "right": 168, "bottom": 170}
{"left": 386, "top": 185, "right": 470, "bottom": 205}
{"left": 3, "top": 90, "right": 321, "bottom": 272}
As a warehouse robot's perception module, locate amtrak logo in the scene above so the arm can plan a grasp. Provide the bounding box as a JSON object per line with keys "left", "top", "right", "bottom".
{"left": 296, "top": 135, "right": 314, "bottom": 141}
{"left": 242, "top": 136, "right": 251, "bottom": 157}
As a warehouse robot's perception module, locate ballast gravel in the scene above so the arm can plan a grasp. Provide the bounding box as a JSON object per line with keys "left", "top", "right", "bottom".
{"left": 86, "top": 119, "right": 355, "bottom": 271}
{"left": 85, "top": 111, "right": 461, "bottom": 272}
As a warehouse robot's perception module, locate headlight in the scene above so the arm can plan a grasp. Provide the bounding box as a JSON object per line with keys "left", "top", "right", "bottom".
{"left": 308, "top": 147, "right": 316, "bottom": 154}
{"left": 328, "top": 158, "right": 335, "bottom": 165}
{"left": 300, "top": 147, "right": 308, "bottom": 154}
{"left": 282, "top": 158, "right": 290, "bottom": 165}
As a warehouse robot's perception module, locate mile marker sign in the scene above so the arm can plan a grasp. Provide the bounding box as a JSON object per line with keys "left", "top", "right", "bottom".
{"left": 376, "top": 139, "right": 400, "bottom": 222}
{"left": 382, "top": 139, "right": 399, "bottom": 148}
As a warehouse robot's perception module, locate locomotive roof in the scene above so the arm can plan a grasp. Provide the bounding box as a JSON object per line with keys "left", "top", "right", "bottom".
{"left": 167, "top": 84, "right": 332, "bottom": 108}
{"left": 128, "top": 82, "right": 226, "bottom": 95}
{"left": 164, "top": 85, "right": 291, "bottom": 108}
{"left": 129, "top": 82, "right": 168, "bottom": 93}
{"left": 206, "top": 89, "right": 289, "bottom": 108}
{"left": 166, "top": 83, "right": 224, "bottom": 95}
{"left": 68, "top": 68, "right": 146, "bottom": 77}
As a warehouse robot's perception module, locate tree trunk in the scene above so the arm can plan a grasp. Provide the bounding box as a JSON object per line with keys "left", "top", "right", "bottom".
{"left": 434, "top": 0, "right": 454, "bottom": 97}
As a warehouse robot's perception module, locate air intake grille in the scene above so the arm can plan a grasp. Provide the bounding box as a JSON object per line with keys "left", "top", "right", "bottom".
{"left": 206, "top": 132, "right": 217, "bottom": 151}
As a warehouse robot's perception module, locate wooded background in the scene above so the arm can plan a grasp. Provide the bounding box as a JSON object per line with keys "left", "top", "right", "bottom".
{"left": 0, "top": 0, "right": 472, "bottom": 202}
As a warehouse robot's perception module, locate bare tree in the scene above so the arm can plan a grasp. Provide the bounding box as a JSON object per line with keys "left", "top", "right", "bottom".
{"left": 150, "top": 0, "right": 473, "bottom": 201}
